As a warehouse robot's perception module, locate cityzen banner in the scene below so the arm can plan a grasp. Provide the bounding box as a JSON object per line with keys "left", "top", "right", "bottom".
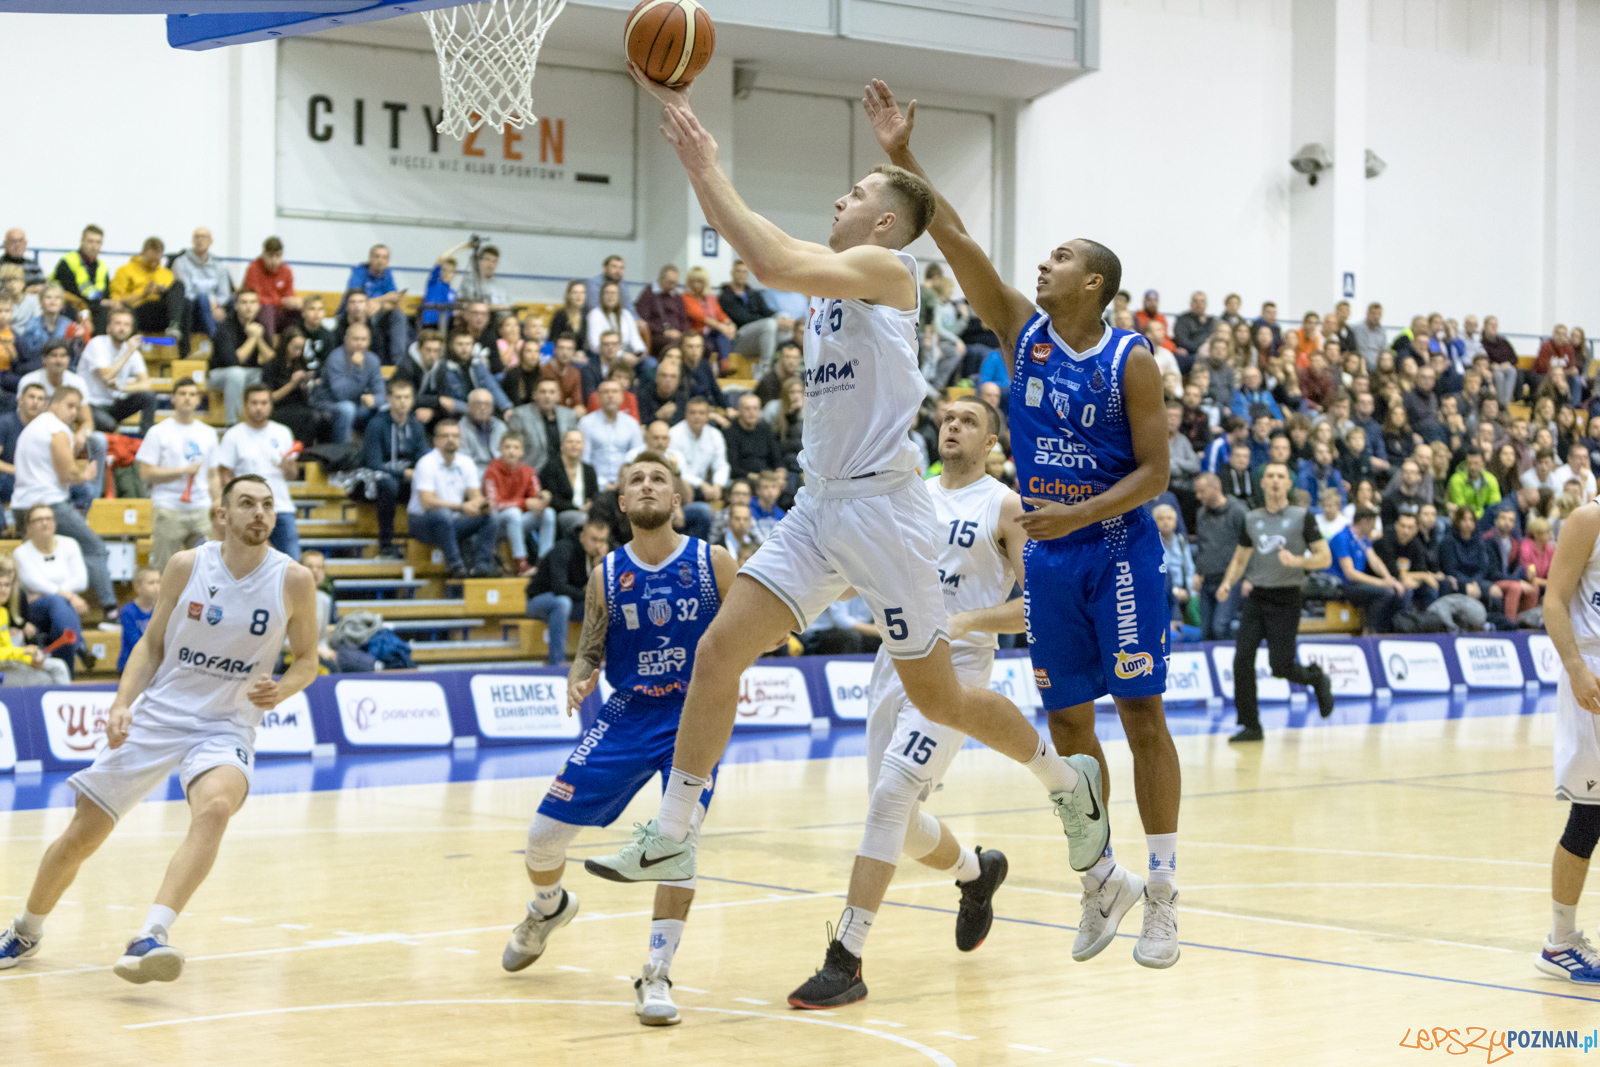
{"left": 277, "top": 38, "right": 637, "bottom": 237}
{"left": 471, "top": 673, "right": 581, "bottom": 741}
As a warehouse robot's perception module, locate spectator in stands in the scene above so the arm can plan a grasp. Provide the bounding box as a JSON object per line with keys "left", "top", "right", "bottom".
{"left": 725, "top": 392, "right": 782, "bottom": 483}
{"left": 588, "top": 363, "right": 641, "bottom": 421}
{"left": 216, "top": 384, "right": 301, "bottom": 561}
{"left": 1327, "top": 508, "right": 1403, "bottom": 634}
{"left": 136, "top": 379, "right": 219, "bottom": 570}
{"left": 423, "top": 244, "right": 467, "bottom": 331}
{"left": 1403, "top": 366, "right": 1442, "bottom": 438}
{"left": 409, "top": 418, "right": 496, "bottom": 578}
{"left": 1315, "top": 486, "right": 1349, "bottom": 542}
{"left": 343, "top": 244, "right": 407, "bottom": 361}
{"left": 1519, "top": 514, "right": 1557, "bottom": 608}
{"left": 509, "top": 378, "right": 578, "bottom": 475}
{"left": 484, "top": 432, "right": 552, "bottom": 574}
{"left": 586, "top": 255, "right": 627, "bottom": 313}
{"left": 76, "top": 307, "right": 156, "bottom": 433}
{"left": 1165, "top": 399, "right": 1199, "bottom": 524}
{"left": 1152, "top": 503, "right": 1195, "bottom": 638}
{"left": 210, "top": 288, "right": 270, "bottom": 427}
{"left": 18, "top": 340, "right": 101, "bottom": 510}
{"left": 352, "top": 378, "right": 426, "bottom": 560}
{"left": 109, "top": 237, "right": 184, "bottom": 340}
{"left": 53, "top": 225, "right": 111, "bottom": 332}
{"left": 172, "top": 227, "right": 233, "bottom": 355}
{"left": 1, "top": 264, "right": 38, "bottom": 339}
{"left": 1372, "top": 511, "right": 1438, "bottom": 613}
{"left": 549, "top": 281, "right": 587, "bottom": 345}
{"left": 459, "top": 388, "right": 507, "bottom": 469}
{"left": 1220, "top": 441, "right": 1254, "bottom": 501}
{"left": 460, "top": 244, "right": 509, "bottom": 308}
{"left": 0, "top": 383, "right": 45, "bottom": 519}
{"left": 801, "top": 595, "right": 880, "bottom": 655}
{"left": 1486, "top": 507, "right": 1535, "bottom": 618}
{"left": 922, "top": 276, "right": 967, "bottom": 396}
{"left": 460, "top": 301, "right": 503, "bottom": 361}
{"left": 542, "top": 429, "right": 599, "bottom": 541}
{"left": 756, "top": 340, "right": 802, "bottom": 406}
{"left": 11, "top": 388, "right": 114, "bottom": 609}
{"left": 1192, "top": 475, "right": 1244, "bottom": 642}
{"left": 522, "top": 313, "right": 551, "bottom": 360}
{"left": 720, "top": 259, "right": 779, "bottom": 374}
{"left": 1202, "top": 414, "right": 1246, "bottom": 474}
{"left": 637, "top": 355, "right": 687, "bottom": 426}
{"left": 299, "top": 293, "right": 338, "bottom": 371}
{"left": 14, "top": 503, "right": 90, "bottom": 618}
{"left": 749, "top": 469, "right": 786, "bottom": 539}
{"left": 2, "top": 229, "right": 45, "bottom": 290}
{"left": 1297, "top": 438, "right": 1345, "bottom": 505}
{"left": 115, "top": 566, "right": 161, "bottom": 674}
{"left": 721, "top": 501, "right": 760, "bottom": 559}
{"left": 539, "top": 333, "right": 586, "bottom": 412}
{"left": 1231, "top": 365, "right": 1281, "bottom": 421}
{"left": 1254, "top": 301, "right": 1281, "bottom": 347}
{"left": 1134, "top": 289, "right": 1166, "bottom": 334}
{"left": 1564, "top": 444, "right": 1598, "bottom": 500}
{"left": 678, "top": 333, "right": 728, "bottom": 420}
{"left": 1173, "top": 290, "right": 1215, "bottom": 358}
{"left": 321, "top": 320, "right": 386, "bottom": 445}
{"left": 588, "top": 281, "right": 647, "bottom": 362}
{"left": 1446, "top": 449, "right": 1501, "bottom": 519}
{"left": 1298, "top": 348, "right": 1337, "bottom": 411}
{"left": 669, "top": 395, "right": 729, "bottom": 508}
{"left": 1441, "top": 504, "right": 1505, "bottom": 616}
{"left": 635, "top": 264, "right": 689, "bottom": 357}
{"left": 243, "top": 236, "right": 300, "bottom": 338}
{"left": 578, "top": 380, "right": 643, "bottom": 490}
{"left": 500, "top": 338, "right": 545, "bottom": 410}
{"left": 16, "top": 285, "right": 83, "bottom": 373}
{"left": 772, "top": 379, "right": 805, "bottom": 480}
{"left": 526, "top": 517, "right": 609, "bottom": 667}
{"left": 1523, "top": 447, "right": 1564, "bottom": 495}
{"left": 0, "top": 559, "right": 69, "bottom": 684}
{"left": 1481, "top": 315, "right": 1518, "bottom": 403}
{"left": 262, "top": 327, "right": 322, "bottom": 445}
{"left": 1284, "top": 311, "right": 1322, "bottom": 369}
{"left": 682, "top": 265, "right": 736, "bottom": 362}
{"left": 424, "top": 328, "right": 512, "bottom": 419}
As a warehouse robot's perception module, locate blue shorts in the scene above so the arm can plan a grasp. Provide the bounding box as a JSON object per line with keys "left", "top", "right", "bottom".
{"left": 537, "top": 693, "right": 716, "bottom": 827}
{"left": 1024, "top": 516, "right": 1169, "bottom": 711}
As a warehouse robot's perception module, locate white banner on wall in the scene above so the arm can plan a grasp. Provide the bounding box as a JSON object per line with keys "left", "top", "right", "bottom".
{"left": 1378, "top": 639, "right": 1452, "bottom": 692}
{"left": 1298, "top": 643, "right": 1374, "bottom": 698}
{"left": 734, "top": 666, "right": 813, "bottom": 727}
{"left": 1164, "top": 652, "right": 1214, "bottom": 703}
{"left": 824, "top": 661, "right": 873, "bottom": 722}
{"left": 336, "top": 679, "right": 453, "bottom": 746}
{"left": 1212, "top": 646, "right": 1289, "bottom": 701}
{"left": 1527, "top": 635, "right": 1561, "bottom": 685}
{"left": 42, "top": 689, "right": 114, "bottom": 763}
{"left": 257, "top": 692, "right": 316, "bottom": 755}
{"left": 0, "top": 701, "right": 14, "bottom": 772}
{"left": 277, "top": 38, "right": 637, "bottom": 237}
{"left": 471, "top": 673, "right": 581, "bottom": 740}
{"left": 1455, "top": 637, "right": 1524, "bottom": 688}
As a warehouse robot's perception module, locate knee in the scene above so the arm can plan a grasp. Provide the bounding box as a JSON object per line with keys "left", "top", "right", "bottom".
{"left": 1118, "top": 698, "right": 1170, "bottom": 749}
{"left": 191, "top": 795, "right": 235, "bottom": 830}
{"left": 551, "top": 595, "right": 572, "bottom": 624}
{"left": 1561, "top": 803, "right": 1600, "bottom": 860}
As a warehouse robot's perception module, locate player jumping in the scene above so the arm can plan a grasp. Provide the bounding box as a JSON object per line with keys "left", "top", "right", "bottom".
{"left": 0, "top": 475, "right": 318, "bottom": 981}
{"left": 587, "top": 70, "right": 1105, "bottom": 974}
{"left": 862, "top": 80, "right": 1183, "bottom": 967}
{"left": 501, "top": 453, "right": 736, "bottom": 1026}
{"left": 789, "top": 396, "right": 1027, "bottom": 1007}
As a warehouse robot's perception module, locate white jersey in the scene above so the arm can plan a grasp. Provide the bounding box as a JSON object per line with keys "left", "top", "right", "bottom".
{"left": 136, "top": 541, "right": 292, "bottom": 730}
{"left": 1557, "top": 526, "right": 1600, "bottom": 803}
{"left": 926, "top": 474, "right": 1016, "bottom": 652}
{"left": 799, "top": 249, "right": 923, "bottom": 482}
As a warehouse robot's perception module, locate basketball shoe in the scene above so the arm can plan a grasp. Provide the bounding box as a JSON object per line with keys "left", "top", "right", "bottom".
{"left": 1306, "top": 663, "right": 1335, "bottom": 718}
{"left": 954, "top": 847, "right": 1008, "bottom": 952}
{"left": 1132, "top": 883, "right": 1180, "bottom": 969}
{"left": 502, "top": 890, "right": 580, "bottom": 971}
{"left": 113, "top": 929, "right": 185, "bottom": 984}
{"left": 1073, "top": 863, "right": 1144, "bottom": 962}
{"left": 788, "top": 938, "right": 866, "bottom": 1009}
{"left": 635, "top": 960, "right": 681, "bottom": 1025}
{"left": 1051, "top": 754, "right": 1109, "bottom": 871}
{"left": 1536, "top": 931, "right": 1600, "bottom": 983}
{"left": 584, "top": 820, "right": 695, "bottom": 883}
{"left": 0, "top": 923, "right": 40, "bottom": 970}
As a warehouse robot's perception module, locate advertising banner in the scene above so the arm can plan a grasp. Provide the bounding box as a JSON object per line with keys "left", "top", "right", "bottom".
{"left": 1378, "top": 639, "right": 1452, "bottom": 693}
{"left": 1298, "top": 643, "right": 1374, "bottom": 698}
{"left": 1455, "top": 637, "right": 1525, "bottom": 689}
{"left": 1212, "top": 645, "right": 1289, "bottom": 701}
{"left": 471, "top": 673, "right": 582, "bottom": 741}
{"left": 335, "top": 679, "right": 453, "bottom": 746}
{"left": 733, "top": 666, "right": 813, "bottom": 727}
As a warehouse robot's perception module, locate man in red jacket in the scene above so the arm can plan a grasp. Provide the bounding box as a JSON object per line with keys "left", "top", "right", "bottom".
{"left": 242, "top": 237, "right": 300, "bottom": 339}
{"left": 483, "top": 434, "right": 553, "bottom": 576}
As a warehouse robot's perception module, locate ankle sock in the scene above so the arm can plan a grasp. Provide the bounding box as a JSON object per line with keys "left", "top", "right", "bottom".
{"left": 532, "top": 882, "right": 564, "bottom": 918}
{"left": 140, "top": 905, "right": 178, "bottom": 937}
{"left": 659, "top": 768, "right": 709, "bottom": 840}
{"left": 648, "top": 918, "right": 685, "bottom": 972}
{"left": 1145, "top": 834, "right": 1177, "bottom": 888}
{"left": 836, "top": 905, "right": 874, "bottom": 956}
{"left": 1024, "top": 739, "right": 1079, "bottom": 794}
{"left": 945, "top": 847, "right": 981, "bottom": 884}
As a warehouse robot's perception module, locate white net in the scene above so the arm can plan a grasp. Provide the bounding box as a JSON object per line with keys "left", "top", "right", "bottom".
{"left": 423, "top": 0, "right": 568, "bottom": 140}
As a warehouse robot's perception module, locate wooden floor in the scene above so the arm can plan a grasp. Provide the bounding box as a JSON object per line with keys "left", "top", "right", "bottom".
{"left": 1, "top": 706, "right": 1591, "bottom": 1066}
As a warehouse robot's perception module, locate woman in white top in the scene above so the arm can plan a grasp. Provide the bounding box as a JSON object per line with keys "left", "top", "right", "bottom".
{"left": 13, "top": 504, "right": 90, "bottom": 616}
{"left": 1315, "top": 486, "right": 1349, "bottom": 542}
{"left": 585, "top": 281, "right": 647, "bottom": 356}
{"left": 1341, "top": 478, "right": 1383, "bottom": 539}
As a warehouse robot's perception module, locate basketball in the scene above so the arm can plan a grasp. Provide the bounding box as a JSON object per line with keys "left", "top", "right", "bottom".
{"left": 625, "top": 0, "right": 714, "bottom": 88}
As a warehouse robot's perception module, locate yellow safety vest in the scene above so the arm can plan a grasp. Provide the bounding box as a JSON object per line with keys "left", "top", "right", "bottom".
{"left": 60, "top": 251, "right": 110, "bottom": 302}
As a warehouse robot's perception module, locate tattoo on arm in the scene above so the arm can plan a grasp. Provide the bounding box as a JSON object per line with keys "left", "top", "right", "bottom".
{"left": 568, "top": 566, "right": 607, "bottom": 689}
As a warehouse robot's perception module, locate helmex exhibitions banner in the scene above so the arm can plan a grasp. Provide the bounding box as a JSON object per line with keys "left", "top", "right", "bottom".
{"left": 277, "top": 38, "right": 637, "bottom": 237}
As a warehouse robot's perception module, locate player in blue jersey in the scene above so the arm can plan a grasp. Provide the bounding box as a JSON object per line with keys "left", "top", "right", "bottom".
{"left": 500, "top": 450, "right": 737, "bottom": 1026}
{"left": 864, "top": 81, "right": 1184, "bottom": 968}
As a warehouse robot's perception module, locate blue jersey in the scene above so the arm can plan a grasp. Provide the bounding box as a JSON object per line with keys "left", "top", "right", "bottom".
{"left": 603, "top": 536, "right": 720, "bottom": 703}
{"left": 1010, "top": 313, "right": 1153, "bottom": 545}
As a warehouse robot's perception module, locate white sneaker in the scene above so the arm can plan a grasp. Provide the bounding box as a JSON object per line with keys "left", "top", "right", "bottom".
{"left": 635, "top": 960, "right": 681, "bottom": 1026}
{"left": 1133, "top": 882, "right": 1180, "bottom": 969}
{"left": 1073, "top": 863, "right": 1144, "bottom": 962}
{"left": 501, "top": 890, "right": 579, "bottom": 972}
{"left": 0, "top": 922, "right": 41, "bottom": 970}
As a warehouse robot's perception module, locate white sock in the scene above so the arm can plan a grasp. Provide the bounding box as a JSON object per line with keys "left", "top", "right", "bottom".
{"left": 140, "top": 905, "right": 178, "bottom": 937}
{"left": 659, "top": 768, "right": 709, "bottom": 840}
{"left": 945, "top": 846, "right": 981, "bottom": 884}
{"left": 1083, "top": 844, "right": 1116, "bottom": 890}
{"left": 648, "top": 918, "right": 685, "bottom": 972}
{"left": 1146, "top": 833, "right": 1177, "bottom": 888}
{"left": 532, "top": 882, "right": 564, "bottom": 918}
{"left": 1024, "top": 739, "right": 1079, "bottom": 794}
{"left": 836, "top": 905, "right": 875, "bottom": 956}
{"left": 1552, "top": 900, "right": 1578, "bottom": 944}
{"left": 14, "top": 908, "right": 45, "bottom": 937}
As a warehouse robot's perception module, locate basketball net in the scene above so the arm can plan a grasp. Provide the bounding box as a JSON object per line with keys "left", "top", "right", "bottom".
{"left": 424, "top": 0, "right": 568, "bottom": 140}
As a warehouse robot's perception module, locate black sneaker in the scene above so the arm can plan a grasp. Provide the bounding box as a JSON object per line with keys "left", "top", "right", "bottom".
{"left": 788, "top": 939, "right": 866, "bottom": 1009}
{"left": 1228, "top": 723, "right": 1264, "bottom": 743}
{"left": 955, "top": 847, "right": 1008, "bottom": 952}
{"left": 1306, "top": 663, "right": 1335, "bottom": 718}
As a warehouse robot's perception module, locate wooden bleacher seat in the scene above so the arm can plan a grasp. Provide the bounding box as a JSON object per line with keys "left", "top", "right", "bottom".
{"left": 86, "top": 628, "right": 121, "bottom": 673}
{"left": 463, "top": 577, "right": 526, "bottom": 615}
{"left": 88, "top": 498, "right": 152, "bottom": 537}
{"left": 1299, "top": 601, "right": 1362, "bottom": 635}
{"left": 170, "top": 359, "right": 207, "bottom": 385}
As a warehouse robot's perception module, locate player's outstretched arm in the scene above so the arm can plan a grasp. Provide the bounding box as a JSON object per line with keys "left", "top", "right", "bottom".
{"left": 567, "top": 566, "right": 607, "bottom": 716}
{"left": 1018, "top": 350, "right": 1172, "bottom": 541}
{"left": 1544, "top": 503, "right": 1600, "bottom": 714}
{"left": 863, "top": 79, "right": 1034, "bottom": 346}
{"left": 106, "top": 549, "right": 196, "bottom": 747}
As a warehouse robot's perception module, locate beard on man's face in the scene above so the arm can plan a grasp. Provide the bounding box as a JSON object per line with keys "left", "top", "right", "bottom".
{"left": 625, "top": 503, "right": 673, "bottom": 531}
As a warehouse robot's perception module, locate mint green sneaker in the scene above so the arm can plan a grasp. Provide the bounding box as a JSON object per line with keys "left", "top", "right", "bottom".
{"left": 584, "top": 820, "right": 696, "bottom": 883}
{"left": 1050, "top": 754, "right": 1109, "bottom": 872}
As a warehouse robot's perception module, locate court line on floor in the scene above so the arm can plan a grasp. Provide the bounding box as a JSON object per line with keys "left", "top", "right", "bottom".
{"left": 120, "top": 998, "right": 960, "bottom": 1066}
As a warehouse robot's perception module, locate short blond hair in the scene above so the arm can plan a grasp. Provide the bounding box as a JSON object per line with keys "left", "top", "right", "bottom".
{"left": 870, "top": 164, "right": 936, "bottom": 245}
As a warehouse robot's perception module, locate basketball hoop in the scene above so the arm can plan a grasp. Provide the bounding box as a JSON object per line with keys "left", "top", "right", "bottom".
{"left": 423, "top": 0, "right": 568, "bottom": 140}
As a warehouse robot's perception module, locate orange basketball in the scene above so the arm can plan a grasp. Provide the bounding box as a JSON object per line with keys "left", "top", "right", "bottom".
{"left": 625, "top": 0, "right": 715, "bottom": 88}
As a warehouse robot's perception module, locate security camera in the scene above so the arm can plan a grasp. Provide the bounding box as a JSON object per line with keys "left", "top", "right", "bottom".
{"left": 1290, "top": 143, "right": 1332, "bottom": 185}
{"left": 1365, "top": 149, "right": 1386, "bottom": 179}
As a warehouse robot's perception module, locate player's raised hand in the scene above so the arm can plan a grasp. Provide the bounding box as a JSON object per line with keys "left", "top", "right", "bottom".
{"left": 568, "top": 668, "right": 599, "bottom": 717}
{"left": 247, "top": 675, "right": 281, "bottom": 710}
{"left": 628, "top": 60, "right": 692, "bottom": 107}
{"left": 1019, "top": 497, "right": 1084, "bottom": 541}
{"left": 105, "top": 704, "right": 132, "bottom": 749}
{"left": 862, "top": 79, "right": 915, "bottom": 156}
{"left": 657, "top": 101, "right": 718, "bottom": 170}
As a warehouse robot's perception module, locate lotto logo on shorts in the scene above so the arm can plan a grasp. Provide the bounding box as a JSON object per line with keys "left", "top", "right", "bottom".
{"left": 1114, "top": 650, "right": 1155, "bottom": 679}
{"left": 1033, "top": 667, "right": 1052, "bottom": 689}
{"left": 1031, "top": 342, "right": 1052, "bottom": 364}
{"left": 546, "top": 778, "right": 574, "bottom": 802}
{"left": 188, "top": 601, "right": 203, "bottom": 620}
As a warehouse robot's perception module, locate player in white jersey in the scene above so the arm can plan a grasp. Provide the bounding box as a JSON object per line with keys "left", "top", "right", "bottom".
{"left": 1532, "top": 503, "right": 1600, "bottom": 983}
{"left": 791, "top": 396, "right": 1039, "bottom": 1006}
{"left": 0, "top": 475, "right": 319, "bottom": 982}
{"left": 588, "top": 68, "right": 1100, "bottom": 891}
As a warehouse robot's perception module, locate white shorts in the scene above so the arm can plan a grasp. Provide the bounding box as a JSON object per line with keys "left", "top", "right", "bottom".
{"left": 742, "top": 472, "right": 948, "bottom": 659}
{"left": 68, "top": 709, "right": 255, "bottom": 823}
{"left": 1556, "top": 649, "right": 1600, "bottom": 804}
{"left": 865, "top": 642, "right": 995, "bottom": 795}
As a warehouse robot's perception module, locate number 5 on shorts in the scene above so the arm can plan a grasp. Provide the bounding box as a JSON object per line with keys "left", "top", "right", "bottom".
{"left": 883, "top": 607, "right": 907, "bottom": 642}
